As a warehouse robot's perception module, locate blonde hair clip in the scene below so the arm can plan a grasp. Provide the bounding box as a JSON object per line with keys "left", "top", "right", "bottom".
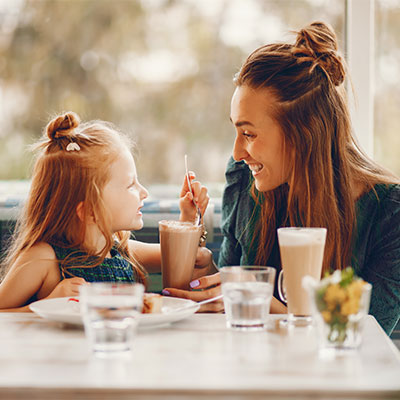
{"left": 66, "top": 142, "right": 80, "bottom": 152}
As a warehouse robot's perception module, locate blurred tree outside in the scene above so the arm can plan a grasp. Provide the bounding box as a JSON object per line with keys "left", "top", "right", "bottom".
{"left": 6, "top": 0, "right": 389, "bottom": 199}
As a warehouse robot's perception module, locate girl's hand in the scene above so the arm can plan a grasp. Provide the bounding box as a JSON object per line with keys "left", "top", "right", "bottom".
{"left": 47, "top": 277, "right": 89, "bottom": 299}
{"left": 179, "top": 172, "right": 209, "bottom": 223}
{"left": 163, "top": 272, "right": 223, "bottom": 313}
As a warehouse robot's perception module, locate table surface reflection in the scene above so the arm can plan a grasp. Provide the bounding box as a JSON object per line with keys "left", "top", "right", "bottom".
{"left": 0, "top": 313, "right": 399, "bottom": 400}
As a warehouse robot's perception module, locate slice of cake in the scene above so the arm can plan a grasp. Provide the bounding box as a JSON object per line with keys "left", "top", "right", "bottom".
{"left": 142, "top": 293, "right": 163, "bottom": 314}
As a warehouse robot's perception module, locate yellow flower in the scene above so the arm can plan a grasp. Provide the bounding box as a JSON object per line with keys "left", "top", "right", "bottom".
{"left": 340, "top": 280, "right": 365, "bottom": 315}
{"left": 321, "top": 310, "right": 332, "bottom": 323}
{"left": 347, "top": 280, "right": 365, "bottom": 300}
{"left": 324, "top": 284, "right": 346, "bottom": 310}
{"left": 341, "top": 298, "right": 360, "bottom": 316}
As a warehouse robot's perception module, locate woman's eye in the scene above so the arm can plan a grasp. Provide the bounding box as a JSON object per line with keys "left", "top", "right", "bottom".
{"left": 242, "top": 131, "right": 254, "bottom": 139}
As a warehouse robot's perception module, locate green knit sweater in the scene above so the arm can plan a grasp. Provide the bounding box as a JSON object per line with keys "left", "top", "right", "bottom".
{"left": 218, "top": 157, "right": 400, "bottom": 335}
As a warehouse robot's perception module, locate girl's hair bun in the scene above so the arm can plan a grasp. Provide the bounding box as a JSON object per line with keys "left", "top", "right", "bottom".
{"left": 46, "top": 112, "right": 80, "bottom": 140}
{"left": 293, "top": 21, "right": 346, "bottom": 86}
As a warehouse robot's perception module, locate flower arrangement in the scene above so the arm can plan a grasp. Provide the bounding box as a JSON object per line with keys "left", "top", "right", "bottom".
{"left": 312, "top": 267, "right": 371, "bottom": 347}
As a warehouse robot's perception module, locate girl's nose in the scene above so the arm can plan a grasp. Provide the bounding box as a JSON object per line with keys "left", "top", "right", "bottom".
{"left": 140, "top": 184, "right": 149, "bottom": 200}
{"left": 232, "top": 135, "right": 249, "bottom": 162}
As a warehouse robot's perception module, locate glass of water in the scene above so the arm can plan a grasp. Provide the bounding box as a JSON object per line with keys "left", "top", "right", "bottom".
{"left": 79, "top": 283, "right": 144, "bottom": 357}
{"left": 220, "top": 266, "right": 276, "bottom": 331}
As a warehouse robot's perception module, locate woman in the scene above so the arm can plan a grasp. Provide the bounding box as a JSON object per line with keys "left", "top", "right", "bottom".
{"left": 165, "top": 21, "right": 400, "bottom": 335}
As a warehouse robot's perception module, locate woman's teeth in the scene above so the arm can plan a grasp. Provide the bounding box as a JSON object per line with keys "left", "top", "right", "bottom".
{"left": 248, "top": 163, "right": 263, "bottom": 175}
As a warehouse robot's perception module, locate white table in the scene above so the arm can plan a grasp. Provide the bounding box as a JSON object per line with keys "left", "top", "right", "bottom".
{"left": 0, "top": 313, "right": 399, "bottom": 400}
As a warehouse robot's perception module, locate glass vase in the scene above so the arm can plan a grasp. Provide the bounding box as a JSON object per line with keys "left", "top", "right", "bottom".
{"left": 309, "top": 278, "right": 372, "bottom": 353}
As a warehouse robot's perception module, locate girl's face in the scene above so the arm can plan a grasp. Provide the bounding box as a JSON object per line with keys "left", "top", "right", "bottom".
{"left": 230, "top": 85, "right": 292, "bottom": 192}
{"left": 102, "top": 147, "right": 148, "bottom": 232}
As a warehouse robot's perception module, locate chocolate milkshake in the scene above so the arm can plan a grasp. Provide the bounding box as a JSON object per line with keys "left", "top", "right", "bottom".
{"left": 159, "top": 220, "right": 202, "bottom": 290}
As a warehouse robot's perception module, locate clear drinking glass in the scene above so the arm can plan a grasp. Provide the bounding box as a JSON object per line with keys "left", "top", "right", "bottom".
{"left": 80, "top": 283, "right": 144, "bottom": 357}
{"left": 277, "top": 227, "right": 327, "bottom": 327}
{"left": 220, "top": 266, "right": 276, "bottom": 331}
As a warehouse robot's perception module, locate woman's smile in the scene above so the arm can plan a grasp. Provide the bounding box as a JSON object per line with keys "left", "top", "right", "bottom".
{"left": 230, "top": 85, "right": 291, "bottom": 192}
{"left": 246, "top": 162, "right": 264, "bottom": 177}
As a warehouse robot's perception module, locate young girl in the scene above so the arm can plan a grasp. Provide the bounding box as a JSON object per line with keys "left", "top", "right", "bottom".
{"left": 0, "top": 112, "right": 211, "bottom": 311}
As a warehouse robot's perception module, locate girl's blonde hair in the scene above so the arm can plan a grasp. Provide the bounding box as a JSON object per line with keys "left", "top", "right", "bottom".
{"left": 235, "top": 21, "right": 398, "bottom": 273}
{"left": 3, "top": 112, "right": 147, "bottom": 284}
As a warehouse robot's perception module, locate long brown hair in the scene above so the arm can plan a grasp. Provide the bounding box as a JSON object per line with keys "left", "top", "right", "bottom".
{"left": 234, "top": 21, "right": 398, "bottom": 273}
{"left": 3, "top": 112, "right": 147, "bottom": 283}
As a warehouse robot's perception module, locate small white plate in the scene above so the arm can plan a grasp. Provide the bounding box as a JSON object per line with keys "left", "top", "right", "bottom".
{"left": 29, "top": 296, "right": 199, "bottom": 328}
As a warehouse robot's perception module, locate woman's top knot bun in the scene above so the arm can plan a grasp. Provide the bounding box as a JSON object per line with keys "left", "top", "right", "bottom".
{"left": 293, "top": 21, "right": 346, "bottom": 86}
{"left": 46, "top": 112, "right": 80, "bottom": 141}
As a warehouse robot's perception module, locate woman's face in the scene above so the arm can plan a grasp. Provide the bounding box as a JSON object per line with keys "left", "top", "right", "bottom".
{"left": 230, "top": 85, "right": 292, "bottom": 192}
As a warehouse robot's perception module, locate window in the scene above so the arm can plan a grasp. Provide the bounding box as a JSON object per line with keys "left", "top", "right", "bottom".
{"left": 375, "top": 0, "right": 400, "bottom": 175}
{"left": 0, "top": 0, "right": 345, "bottom": 198}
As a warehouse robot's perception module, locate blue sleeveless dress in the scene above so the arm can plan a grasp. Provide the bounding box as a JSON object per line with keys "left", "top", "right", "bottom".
{"left": 50, "top": 244, "right": 136, "bottom": 283}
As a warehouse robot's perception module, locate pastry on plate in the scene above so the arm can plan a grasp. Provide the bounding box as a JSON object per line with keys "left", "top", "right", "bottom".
{"left": 142, "top": 293, "right": 163, "bottom": 314}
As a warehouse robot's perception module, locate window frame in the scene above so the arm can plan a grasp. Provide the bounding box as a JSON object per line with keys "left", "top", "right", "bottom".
{"left": 345, "top": 0, "right": 375, "bottom": 157}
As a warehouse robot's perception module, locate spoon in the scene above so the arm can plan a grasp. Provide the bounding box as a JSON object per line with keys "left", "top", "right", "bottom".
{"left": 184, "top": 154, "right": 202, "bottom": 225}
{"left": 162, "top": 294, "right": 223, "bottom": 314}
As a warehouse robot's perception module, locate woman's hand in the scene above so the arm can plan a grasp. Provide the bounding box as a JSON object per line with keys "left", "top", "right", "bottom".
{"left": 270, "top": 296, "right": 288, "bottom": 313}
{"left": 47, "top": 277, "right": 88, "bottom": 299}
{"left": 179, "top": 172, "right": 209, "bottom": 223}
{"left": 163, "top": 272, "right": 223, "bottom": 313}
{"left": 192, "top": 247, "right": 217, "bottom": 280}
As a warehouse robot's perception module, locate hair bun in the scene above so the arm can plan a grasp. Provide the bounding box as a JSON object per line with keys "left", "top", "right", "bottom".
{"left": 46, "top": 112, "right": 80, "bottom": 140}
{"left": 293, "top": 21, "right": 346, "bottom": 86}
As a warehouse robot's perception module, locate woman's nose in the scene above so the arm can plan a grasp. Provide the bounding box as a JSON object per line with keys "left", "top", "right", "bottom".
{"left": 232, "top": 135, "right": 248, "bottom": 162}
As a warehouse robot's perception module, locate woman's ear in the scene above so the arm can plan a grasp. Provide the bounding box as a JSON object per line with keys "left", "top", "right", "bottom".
{"left": 76, "top": 202, "right": 96, "bottom": 224}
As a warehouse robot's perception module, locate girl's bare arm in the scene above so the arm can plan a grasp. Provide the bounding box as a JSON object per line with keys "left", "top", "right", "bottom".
{"left": 0, "top": 242, "right": 56, "bottom": 310}
{"left": 129, "top": 174, "right": 210, "bottom": 275}
{"left": 0, "top": 242, "right": 85, "bottom": 311}
{"left": 129, "top": 240, "right": 161, "bottom": 273}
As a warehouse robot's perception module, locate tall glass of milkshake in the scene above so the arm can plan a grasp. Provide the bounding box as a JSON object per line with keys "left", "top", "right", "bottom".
{"left": 159, "top": 220, "right": 202, "bottom": 290}
{"left": 277, "top": 227, "right": 327, "bottom": 326}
